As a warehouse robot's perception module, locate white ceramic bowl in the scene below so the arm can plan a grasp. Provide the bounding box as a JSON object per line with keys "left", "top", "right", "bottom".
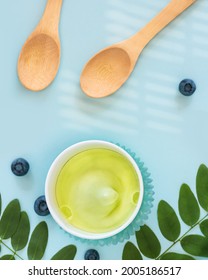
{"left": 45, "top": 140, "right": 144, "bottom": 240}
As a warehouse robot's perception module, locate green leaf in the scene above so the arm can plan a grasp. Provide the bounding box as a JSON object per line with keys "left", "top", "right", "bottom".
{"left": 11, "top": 212, "right": 30, "bottom": 251}
{"left": 136, "top": 225, "right": 161, "bottom": 259}
{"left": 0, "top": 255, "right": 15, "bottom": 260}
{"left": 160, "top": 252, "right": 195, "bottom": 260}
{"left": 200, "top": 219, "right": 208, "bottom": 237}
{"left": 122, "top": 242, "right": 143, "bottom": 260}
{"left": 196, "top": 164, "right": 208, "bottom": 211}
{"left": 158, "top": 200, "right": 181, "bottom": 242}
{"left": 27, "top": 221, "right": 48, "bottom": 260}
{"left": 51, "top": 245, "right": 77, "bottom": 260}
{"left": 178, "top": 184, "right": 200, "bottom": 226}
{"left": 0, "top": 199, "right": 21, "bottom": 239}
{"left": 181, "top": 235, "right": 208, "bottom": 257}
{"left": 0, "top": 193, "right": 2, "bottom": 216}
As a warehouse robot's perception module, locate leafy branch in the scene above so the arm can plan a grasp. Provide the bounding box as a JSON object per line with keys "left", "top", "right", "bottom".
{"left": 122, "top": 164, "right": 208, "bottom": 260}
{"left": 0, "top": 194, "right": 77, "bottom": 260}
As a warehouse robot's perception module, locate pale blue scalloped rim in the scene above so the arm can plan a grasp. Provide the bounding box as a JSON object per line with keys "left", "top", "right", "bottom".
{"left": 61, "top": 144, "right": 155, "bottom": 246}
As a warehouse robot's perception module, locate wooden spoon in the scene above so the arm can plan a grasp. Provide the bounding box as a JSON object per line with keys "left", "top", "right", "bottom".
{"left": 18, "top": 0, "right": 63, "bottom": 91}
{"left": 80, "top": 0, "right": 196, "bottom": 98}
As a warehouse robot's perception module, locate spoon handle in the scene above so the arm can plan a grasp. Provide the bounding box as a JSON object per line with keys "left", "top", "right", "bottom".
{"left": 38, "top": 0, "right": 63, "bottom": 37}
{"left": 131, "top": 0, "right": 196, "bottom": 48}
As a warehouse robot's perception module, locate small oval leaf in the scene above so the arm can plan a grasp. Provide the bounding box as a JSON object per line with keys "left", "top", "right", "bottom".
{"left": 158, "top": 200, "right": 181, "bottom": 242}
{"left": 136, "top": 225, "right": 161, "bottom": 259}
{"left": 51, "top": 245, "right": 77, "bottom": 260}
{"left": 11, "top": 211, "right": 30, "bottom": 251}
{"left": 196, "top": 164, "right": 208, "bottom": 211}
{"left": 178, "top": 184, "right": 200, "bottom": 226}
{"left": 181, "top": 235, "right": 208, "bottom": 257}
{"left": 200, "top": 219, "right": 208, "bottom": 237}
{"left": 0, "top": 193, "right": 2, "bottom": 216}
{"left": 0, "top": 199, "right": 21, "bottom": 239}
{"left": 160, "top": 252, "right": 195, "bottom": 260}
{"left": 0, "top": 254, "right": 15, "bottom": 260}
{"left": 122, "top": 242, "right": 143, "bottom": 260}
{"left": 27, "top": 221, "right": 48, "bottom": 260}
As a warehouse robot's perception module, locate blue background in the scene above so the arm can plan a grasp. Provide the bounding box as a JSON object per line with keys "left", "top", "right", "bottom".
{"left": 0, "top": 0, "right": 208, "bottom": 259}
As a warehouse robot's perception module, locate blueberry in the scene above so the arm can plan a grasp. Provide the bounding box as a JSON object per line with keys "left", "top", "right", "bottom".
{"left": 179, "top": 79, "right": 196, "bottom": 96}
{"left": 84, "top": 249, "right": 100, "bottom": 260}
{"left": 34, "top": 195, "right": 50, "bottom": 216}
{"left": 11, "top": 158, "right": 30, "bottom": 176}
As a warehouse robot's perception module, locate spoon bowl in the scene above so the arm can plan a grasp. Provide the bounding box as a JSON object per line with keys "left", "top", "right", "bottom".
{"left": 81, "top": 47, "right": 131, "bottom": 98}
{"left": 18, "top": 34, "right": 60, "bottom": 91}
{"left": 18, "top": 0, "right": 63, "bottom": 91}
{"left": 80, "top": 0, "right": 196, "bottom": 98}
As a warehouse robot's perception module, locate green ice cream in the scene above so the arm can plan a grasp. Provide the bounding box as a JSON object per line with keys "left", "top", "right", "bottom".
{"left": 55, "top": 148, "right": 140, "bottom": 233}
